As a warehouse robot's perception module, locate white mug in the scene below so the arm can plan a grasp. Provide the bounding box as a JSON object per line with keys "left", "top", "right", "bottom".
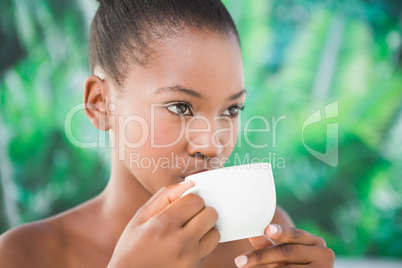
{"left": 182, "top": 162, "right": 276, "bottom": 243}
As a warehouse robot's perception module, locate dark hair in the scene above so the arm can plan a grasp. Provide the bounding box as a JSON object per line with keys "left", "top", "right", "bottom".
{"left": 90, "top": 0, "right": 240, "bottom": 86}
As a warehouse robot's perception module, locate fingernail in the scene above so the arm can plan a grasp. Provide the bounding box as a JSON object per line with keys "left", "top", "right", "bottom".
{"left": 234, "top": 255, "right": 248, "bottom": 267}
{"left": 269, "top": 224, "right": 279, "bottom": 234}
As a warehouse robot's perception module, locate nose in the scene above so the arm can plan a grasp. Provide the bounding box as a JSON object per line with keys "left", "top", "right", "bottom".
{"left": 186, "top": 116, "right": 224, "bottom": 158}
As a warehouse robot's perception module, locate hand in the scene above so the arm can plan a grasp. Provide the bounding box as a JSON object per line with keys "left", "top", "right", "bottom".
{"left": 108, "top": 181, "right": 220, "bottom": 268}
{"left": 235, "top": 224, "right": 335, "bottom": 267}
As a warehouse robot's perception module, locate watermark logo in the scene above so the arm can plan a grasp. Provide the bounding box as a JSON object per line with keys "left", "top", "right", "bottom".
{"left": 302, "top": 101, "right": 339, "bottom": 167}
{"left": 63, "top": 104, "right": 286, "bottom": 156}
{"left": 129, "top": 152, "right": 285, "bottom": 174}
{"left": 64, "top": 101, "right": 338, "bottom": 169}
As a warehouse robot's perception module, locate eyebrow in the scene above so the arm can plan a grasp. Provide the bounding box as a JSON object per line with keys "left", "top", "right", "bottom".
{"left": 228, "top": 89, "right": 247, "bottom": 101}
{"left": 153, "top": 86, "right": 203, "bottom": 99}
{"left": 153, "top": 86, "right": 246, "bottom": 101}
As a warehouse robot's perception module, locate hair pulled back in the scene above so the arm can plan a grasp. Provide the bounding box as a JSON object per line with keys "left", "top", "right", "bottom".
{"left": 90, "top": 0, "right": 239, "bottom": 86}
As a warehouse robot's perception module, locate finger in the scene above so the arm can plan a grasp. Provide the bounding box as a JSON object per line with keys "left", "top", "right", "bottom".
{"left": 248, "top": 235, "right": 276, "bottom": 250}
{"left": 184, "top": 206, "right": 219, "bottom": 240}
{"left": 265, "top": 224, "right": 326, "bottom": 247}
{"left": 260, "top": 265, "right": 308, "bottom": 268}
{"left": 199, "top": 227, "right": 220, "bottom": 257}
{"left": 135, "top": 181, "right": 195, "bottom": 223}
{"left": 159, "top": 193, "right": 206, "bottom": 228}
{"left": 235, "top": 244, "right": 326, "bottom": 267}
{"left": 268, "top": 265, "right": 311, "bottom": 268}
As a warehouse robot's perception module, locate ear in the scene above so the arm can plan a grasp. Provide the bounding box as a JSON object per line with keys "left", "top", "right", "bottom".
{"left": 83, "top": 75, "right": 111, "bottom": 131}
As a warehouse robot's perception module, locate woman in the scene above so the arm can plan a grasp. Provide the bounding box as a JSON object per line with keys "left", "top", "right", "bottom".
{"left": 0, "top": 0, "right": 335, "bottom": 267}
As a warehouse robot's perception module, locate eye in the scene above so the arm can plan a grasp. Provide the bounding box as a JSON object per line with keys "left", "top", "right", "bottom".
{"left": 166, "top": 103, "right": 193, "bottom": 116}
{"left": 222, "top": 105, "right": 244, "bottom": 117}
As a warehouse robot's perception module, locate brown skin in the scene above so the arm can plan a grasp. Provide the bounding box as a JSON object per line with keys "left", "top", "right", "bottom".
{"left": 0, "top": 29, "right": 334, "bottom": 267}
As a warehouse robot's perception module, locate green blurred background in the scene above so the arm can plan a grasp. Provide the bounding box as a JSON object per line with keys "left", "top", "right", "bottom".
{"left": 1, "top": 0, "right": 401, "bottom": 260}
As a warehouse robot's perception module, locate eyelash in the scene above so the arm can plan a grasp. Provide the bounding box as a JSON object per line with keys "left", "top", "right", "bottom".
{"left": 166, "top": 102, "right": 193, "bottom": 116}
{"left": 165, "top": 102, "right": 244, "bottom": 117}
{"left": 222, "top": 104, "right": 244, "bottom": 117}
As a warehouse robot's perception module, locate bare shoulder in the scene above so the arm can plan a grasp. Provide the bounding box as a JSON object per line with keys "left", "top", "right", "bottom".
{"left": 272, "top": 205, "right": 295, "bottom": 227}
{"left": 0, "top": 196, "right": 109, "bottom": 267}
{"left": 0, "top": 219, "right": 64, "bottom": 267}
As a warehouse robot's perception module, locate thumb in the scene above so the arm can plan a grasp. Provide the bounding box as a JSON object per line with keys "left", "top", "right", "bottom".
{"left": 135, "top": 181, "right": 195, "bottom": 224}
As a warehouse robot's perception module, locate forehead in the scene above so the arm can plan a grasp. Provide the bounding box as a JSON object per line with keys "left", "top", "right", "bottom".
{"left": 121, "top": 29, "right": 244, "bottom": 98}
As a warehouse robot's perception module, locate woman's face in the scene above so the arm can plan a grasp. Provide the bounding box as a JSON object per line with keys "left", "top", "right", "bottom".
{"left": 108, "top": 30, "right": 245, "bottom": 194}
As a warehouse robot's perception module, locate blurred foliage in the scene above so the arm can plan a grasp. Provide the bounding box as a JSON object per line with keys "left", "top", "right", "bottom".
{"left": 0, "top": 0, "right": 108, "bottom": 231}
{"left": 224, "top": 0, "right": 402, "bottom": 258}
{"left": 1, "top": 0, "right": 402, "bottom": 259}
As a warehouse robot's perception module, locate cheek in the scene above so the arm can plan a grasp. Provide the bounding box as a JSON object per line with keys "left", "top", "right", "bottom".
{"left": 152, "top": 113, "right": 186, "bottom": 148}
{"left": 112, "top": 101, "right": 151, "bottom": 147}
{"left": 123, "top": 119, "right": 150, "bottom": 144}
{"left": 216, "top": 118, "right": 239, "bottom": 151}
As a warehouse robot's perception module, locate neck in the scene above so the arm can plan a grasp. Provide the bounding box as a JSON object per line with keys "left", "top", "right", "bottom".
{"left": 99, "top": 147, "right": 152, "bottom": 233}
